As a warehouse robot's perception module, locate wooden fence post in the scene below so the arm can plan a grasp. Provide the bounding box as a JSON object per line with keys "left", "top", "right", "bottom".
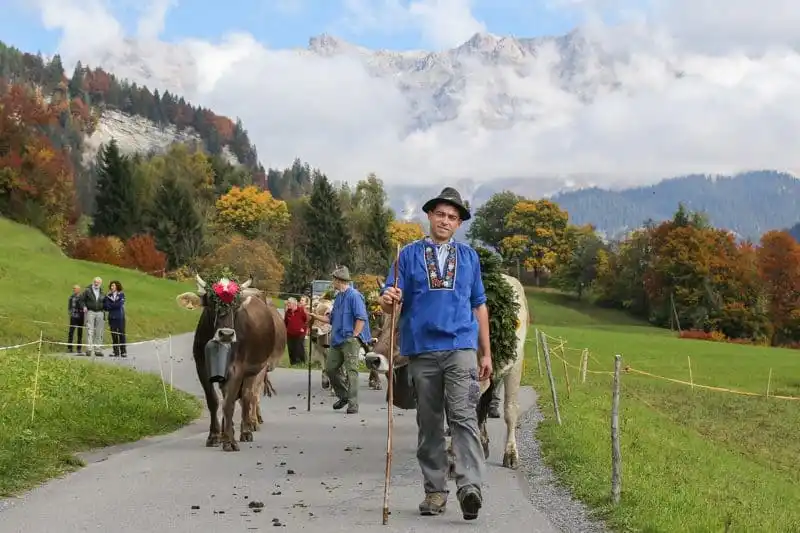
{"left": 580, "top": 348, "right": 589, "bottom": 383}
{"left": 534, "top": 327, "right": 543, "bottom": 377}
{"left": 611, "top": 354, "right": 622, "bottom": 505}
{"left": 540, "top": 332, "right": 562, "bottom": 425}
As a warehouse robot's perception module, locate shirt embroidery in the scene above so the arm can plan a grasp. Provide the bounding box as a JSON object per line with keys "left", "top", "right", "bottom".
{"left": 423, "top": 240, "right": 457, "bottom": 290}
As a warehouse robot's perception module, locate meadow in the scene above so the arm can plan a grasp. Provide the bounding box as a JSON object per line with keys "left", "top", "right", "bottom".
{"left": 0, "top": 218, "right": 202, "bottom": 496}
{"left": 523, "top": 288, "right": 800, "bottom": 532}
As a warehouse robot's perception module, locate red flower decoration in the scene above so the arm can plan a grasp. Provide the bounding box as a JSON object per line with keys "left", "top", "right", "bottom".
{"left": 212, "top": 280, "right": 240, "bottom": 304}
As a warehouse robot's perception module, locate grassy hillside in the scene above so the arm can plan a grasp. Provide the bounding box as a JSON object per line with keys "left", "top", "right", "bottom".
{"left": 0, "top": 218, "right": 202, "bottom": 496}
{"left": 522, "top": 288, "right": 800, "bottom": 532}
{"left": 0, "top": 217, "right": 199, "bottom": 346}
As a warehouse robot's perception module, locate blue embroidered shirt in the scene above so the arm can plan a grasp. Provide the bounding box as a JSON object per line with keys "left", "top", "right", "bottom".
{"left": 330, "top": 285, "right": 371, "bottom": 348}
{"left": 382, "top": 237, "right": 487, "bottom": 357}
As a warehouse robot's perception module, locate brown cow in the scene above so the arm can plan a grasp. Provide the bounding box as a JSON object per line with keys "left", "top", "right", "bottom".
{"left": 177, "top": 274, "right": 287, "bottom": 452}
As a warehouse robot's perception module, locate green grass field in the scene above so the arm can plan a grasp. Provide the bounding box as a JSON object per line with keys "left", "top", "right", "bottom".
{"left": 523, "top": 288, "right": 800, "bottom": 532}
{"left": 0, "top": 218, "right": 202, "bottom": 496}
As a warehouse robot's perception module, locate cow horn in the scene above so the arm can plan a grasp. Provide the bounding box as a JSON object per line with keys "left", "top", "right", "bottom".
{"left": 195, "top": 274, "right": 207, "bottom": 295}
{"left": 241, "top": 279, "right": 252, "bottom": 289}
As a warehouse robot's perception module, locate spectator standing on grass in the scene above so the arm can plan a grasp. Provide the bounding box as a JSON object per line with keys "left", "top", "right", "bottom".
{"left": 67, "top": 284, "right": 85, "bottom": 353}
{"left": 284, "top": 297, "right": 308, "bottom": 365}
{"left": 104, "top": 280, "right": 127, "bottom": 358}
{"left": 81, "top": 276, "right": 106, "bottom": 357}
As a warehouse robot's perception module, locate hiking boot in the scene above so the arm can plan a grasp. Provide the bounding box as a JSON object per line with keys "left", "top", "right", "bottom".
{"left": 346, "top": 403, "right": 359, "bottom": 414}
{"left": 457, "top": 485, "right": 482, "bottom": 520}
{"left": 419, "top": 492, "right": 447, "bottom": 516}
{"left": 333, "top": 399, "right": 348, "bottom": 410}
{"left": 488, "top": 405, "right": 501, "bottom": 418}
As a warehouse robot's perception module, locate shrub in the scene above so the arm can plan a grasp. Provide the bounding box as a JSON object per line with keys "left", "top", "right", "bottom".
{"left": 121, "top": 234, "right": 167, "bottom": 275}
{"left": 197, "top": 234, "right": 284, "bottom": 296}
{"left": 70, "top": 236, "right": 124, "bottom": 266}
{"left": 679, "top": 329, "right": 714, "bottom": 341}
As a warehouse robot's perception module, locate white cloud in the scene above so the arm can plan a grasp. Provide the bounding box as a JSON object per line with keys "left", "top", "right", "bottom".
{"left": 31, "top": 0, "right": 800, "bottom": 190}
{"left": 340, "top": 0, "right": 485, "bottom": 49}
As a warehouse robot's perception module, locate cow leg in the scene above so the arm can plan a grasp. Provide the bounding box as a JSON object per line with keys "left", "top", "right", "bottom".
{"left": 502, "top": 356, "right": 524, "bottom": 469}
{"left": 195, "top": 358, "right": 221, "bottom": 447}
{"left": 221, "top": 368, "right": 245, "bottom": 452}
{"left": 239, "top": 374, "right": 259, "bottom": 443}
{"left": 368, "top": 369, "right": 382, "bottom": 390}
{"left": 476, "top": 383, "right": 494, "bottom": 460}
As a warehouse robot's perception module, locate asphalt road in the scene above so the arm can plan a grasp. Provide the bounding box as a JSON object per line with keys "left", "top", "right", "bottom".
{"left": 0, "top": 333, "right": 558, "bottom": 533}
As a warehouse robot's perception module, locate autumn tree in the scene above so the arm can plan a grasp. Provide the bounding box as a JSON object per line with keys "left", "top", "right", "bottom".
{"left": 214, "top": 185, "right": 290, "bottom": 241}
{"left": 389, "top": 220, "right": 425, "bottom": 249}
{"left": 91, "top": 139, "right": 140, "bottom": 239}
{"left": 467, "top": 190, "right": 524, "bottom": 251}
{"left": 147, "top": 175, "right": 205, "bottom": 269}
{"left": 757, "top": 230, "right": 800, "bottom": 344}
{"left": 0, "top": 83, "right": 76, "bottom": 244}
{"left": 198, "top": 234, "right": 285, "bottom": 296}
{"left": 551, "top": 224, "right": 605, "bottom": 299}
{"left": 304, "top": 171, "right": 350, "bottom": 277}
{"left": 502, "top": 199, "right": 570, "bottom": 285}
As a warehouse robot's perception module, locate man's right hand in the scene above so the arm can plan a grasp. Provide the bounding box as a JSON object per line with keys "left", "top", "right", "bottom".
{"left": 381, "top": 287, "right": 402, "bottom": 309}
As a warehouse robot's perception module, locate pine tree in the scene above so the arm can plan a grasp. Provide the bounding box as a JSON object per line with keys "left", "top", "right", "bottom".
{"left": 363, "top": 198, "right": 392, "bottom": 272}
{"left": 148, "top": 176, "right": 205, "bottom": 269}
{"left": 304, "top": 171, "right": 351, "bottom": 276}
{"left": 91, "top": 139, "right": 140, "bottom": 239}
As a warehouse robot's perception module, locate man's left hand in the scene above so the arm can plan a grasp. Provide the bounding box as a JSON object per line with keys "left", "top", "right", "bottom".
{"left": 478, "top": 352, "right": 492, "bottom": 381}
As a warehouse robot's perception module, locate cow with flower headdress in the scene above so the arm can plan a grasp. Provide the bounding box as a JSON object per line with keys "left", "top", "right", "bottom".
{"left": 176, "top": 269, "right": 287, "bottom": 452}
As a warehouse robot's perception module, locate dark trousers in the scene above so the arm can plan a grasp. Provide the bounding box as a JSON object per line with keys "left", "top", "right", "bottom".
{"left": 287, "top": 335, "right": 306, "bottom": 365}
{"left": 67, "top": 315, "right": 84, "bottom": 352}
{"left": 109, "top": 317, "right": 127, "bottom": 356}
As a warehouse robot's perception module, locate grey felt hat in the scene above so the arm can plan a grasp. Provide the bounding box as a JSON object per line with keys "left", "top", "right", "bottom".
{"left": 421, "top": 187, "right": 471, "bottom": 221}
{"left": 331, "top": 266, "right": 352, "bottom": 282}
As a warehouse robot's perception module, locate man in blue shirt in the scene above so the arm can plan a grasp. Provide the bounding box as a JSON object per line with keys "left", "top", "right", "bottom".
{"left": 311, "top": 266, "right": 371, "bottom": 415}
{"left": 380, "top": 187, "right": 492, "bottom": 521}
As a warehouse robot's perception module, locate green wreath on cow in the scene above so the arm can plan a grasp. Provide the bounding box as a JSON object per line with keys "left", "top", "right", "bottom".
{"left": 475, "top": 246, "right": 521, "bottom": 375}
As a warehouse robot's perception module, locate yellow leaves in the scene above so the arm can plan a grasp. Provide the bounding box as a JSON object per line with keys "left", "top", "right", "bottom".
{"left": 214, "top": 185, "right": 290, "bottom": 239}
{"left": 388, "top": 220, "right": 425, "bottom": 249}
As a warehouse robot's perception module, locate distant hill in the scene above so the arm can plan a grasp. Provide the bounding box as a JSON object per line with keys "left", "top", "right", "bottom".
{"left": 551, "top": 171, "right": 800, "bottom": 241}
{"left": 789, "top": 222, "right": 800, "bottom": 242}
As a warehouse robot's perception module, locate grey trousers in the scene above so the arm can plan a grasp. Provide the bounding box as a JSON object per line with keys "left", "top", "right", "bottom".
{"left": 85, "top": 310, "right": 105, "bottom": 354}
{"left": 408, "top": 349, "right": 485, "bottom": 495}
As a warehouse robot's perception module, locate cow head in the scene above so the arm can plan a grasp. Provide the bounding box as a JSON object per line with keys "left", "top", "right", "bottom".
{"left": 309, "top": 299, "right": 333, "bottom": 346}
{"left": 364, "top": 304, "right": 407, "bottom": 373}
{"left": 177, "top": 273, "right": 259, "bottom": 344}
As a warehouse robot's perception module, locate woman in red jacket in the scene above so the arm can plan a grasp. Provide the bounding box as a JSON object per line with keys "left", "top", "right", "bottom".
{"left": 284, "top": 297, "right": 308, "bottom": 365}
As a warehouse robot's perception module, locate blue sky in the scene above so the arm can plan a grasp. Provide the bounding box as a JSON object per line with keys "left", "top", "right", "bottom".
{"left": 0, "top": 0, "right": 604, "bottom": 56}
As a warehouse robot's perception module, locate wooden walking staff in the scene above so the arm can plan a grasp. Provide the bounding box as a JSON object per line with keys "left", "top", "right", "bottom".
{"left": 307, "top": 281, "right": 313, "bottom": 412}
{"left": 382, "top": 244, "right": 401, "bottom": 525}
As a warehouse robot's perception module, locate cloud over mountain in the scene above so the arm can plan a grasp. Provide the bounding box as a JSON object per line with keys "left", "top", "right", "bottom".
{"left": 31, "top": 0, "right": 800, "bottom": 188}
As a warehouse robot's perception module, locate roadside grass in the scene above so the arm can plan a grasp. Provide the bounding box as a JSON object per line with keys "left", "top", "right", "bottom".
{"left": 523, "top": 288, "right": 800, "bottom": 532}
{"left": 0, "top": 218, "right": 202, "bottom": 497}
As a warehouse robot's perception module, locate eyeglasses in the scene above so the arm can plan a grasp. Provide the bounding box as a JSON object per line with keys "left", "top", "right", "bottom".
{"left": 431, "top": 210, "right": 460, "bottom": 222}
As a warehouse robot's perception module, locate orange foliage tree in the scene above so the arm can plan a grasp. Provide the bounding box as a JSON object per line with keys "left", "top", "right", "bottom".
{"left": 70, "top": 236, "right": 125, "bottom": 267}
{"left": 388, "top": 220, "right": 425, "bottom": 249}
{"left": 0, "top": 83, "right": 77, "bottom": 245}
{"left": 122, "top": 234, "right": 168, "bottom": 274}
{"left": 757, "top": 230, "right": 800, "bottom": 344}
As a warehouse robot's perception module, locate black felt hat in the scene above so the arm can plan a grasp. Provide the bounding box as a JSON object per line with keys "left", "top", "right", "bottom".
{"left": 421, "top": 187, "right": 471, "bottom": 221}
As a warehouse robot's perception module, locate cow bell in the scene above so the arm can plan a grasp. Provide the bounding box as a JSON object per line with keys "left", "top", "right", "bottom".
{"left": 204, "top": 339, "right": 232, "bottom": 383}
